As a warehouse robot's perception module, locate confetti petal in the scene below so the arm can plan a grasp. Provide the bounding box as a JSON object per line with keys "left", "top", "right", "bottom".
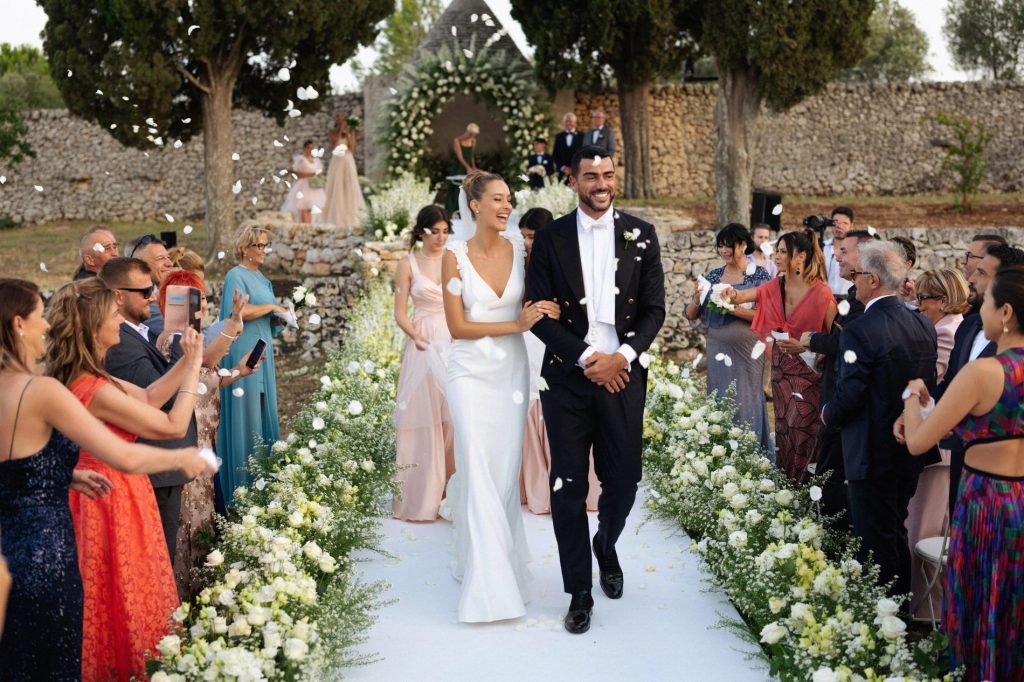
{"left": 187, "top": 24, "right": 200, "bottom": 35}
{"left": 837, "top": 300, "right": 851, "bottom": 316}
{"left": 751, "top": 340, "right": 767, "bottom": 359}
{"left": 772, "top": 204, "right": 783, "bottom": 216}
{"left": 867, "top": 226, "right": 877, "bottom": 236}
{"left": 34, "top": 185, "right": 44, "bottom": 192}
{"left": 196, "top": 382, "right": 208, "bottom": 396}
{"left": 512, "top": 390, "right": 524, "bottom": 404}
{"left": 39, "top": 262, "right": 48, "bottom": 272}
{"left": 278, "top": 67, "right": 290, "bottom": 81}
{"left": 552, "top": 477, "right": 563, "bottom": 492}
{"left": 745, "top": 261, "right": 756, "bottom": 276}
{"left": 308, "top": 313, "right": 322, "bottom": 325}
{"left": 217, "top": 251, "right": 226, "bottom": 260}
{"left": 217, "top": 368, "right": 232, "bottom": 377}
{"left": 232, "top": 180, "right": 242, "bottom": 194}
{"left": 232, "top": 387, "right": 244, "bottom": 397}
{"left": 692, "top": 353, "right": 703, "bottom": 368}
{"left": 809, "top": 486, "right": 823, "bottom": 501}
{"left": 320, "top": 375, "right": 332, "bottom": 387}
{"left": 93, "top": 242, "right": 106, "bottom": 253}
{"left": 312, "top": 417, "right": 325, "bottom": 430}
{"left": 446, "top": 278, "right": 463, "bottom": 296}
{"left": 164, "top": 213, "right": 175, "bottom": 223}
{"left": 231, "top": 152, "right": 240, "bottom": 161}
{"left": 183, "top": 225, "right": 193, "bottom": 235}
{"left": 761, "top": 241, "right": 775, "bottom": 256}
{"left": 843, "top": 350, "right": 858, "bottom": 364}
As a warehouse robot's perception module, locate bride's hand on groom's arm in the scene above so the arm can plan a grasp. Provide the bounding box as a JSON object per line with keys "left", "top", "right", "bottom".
{"left": 517, "top": 301, "right": 546, "bottom": 332}
{"left": 534, "top": 299, "right": 561, "bottom": 320}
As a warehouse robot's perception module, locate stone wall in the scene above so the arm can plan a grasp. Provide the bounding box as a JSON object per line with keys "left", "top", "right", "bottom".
{"left": 0, "top": 94, "right": 363, "bottom": 225}
{"left": 574, "top": 81, "right": 1024, "bottom": 198}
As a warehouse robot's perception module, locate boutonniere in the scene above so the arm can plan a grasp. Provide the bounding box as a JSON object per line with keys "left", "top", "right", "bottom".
{"left": 622, "top": 227, "right": 640, "bottom": 242}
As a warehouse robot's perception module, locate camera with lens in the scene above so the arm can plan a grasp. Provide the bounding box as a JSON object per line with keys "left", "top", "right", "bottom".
{"left": 803, "top": 214, "right": 835, "bottom": 246}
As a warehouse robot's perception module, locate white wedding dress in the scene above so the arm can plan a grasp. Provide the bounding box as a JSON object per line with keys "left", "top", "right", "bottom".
{"left": 444, "top": 233, "right": 533, "bottom": 623}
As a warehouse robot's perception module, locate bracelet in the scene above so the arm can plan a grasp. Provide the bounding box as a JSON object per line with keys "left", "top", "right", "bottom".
{"left": 179, "top": 389, "right": 199, "bottom": 397}
{"left": 220, "top": 331, "right": 239, "bottom": 341}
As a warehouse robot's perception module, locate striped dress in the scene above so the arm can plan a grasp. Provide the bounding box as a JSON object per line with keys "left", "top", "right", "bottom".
{"left": 946, "top": 347, "right": 1024, "bottom": 680}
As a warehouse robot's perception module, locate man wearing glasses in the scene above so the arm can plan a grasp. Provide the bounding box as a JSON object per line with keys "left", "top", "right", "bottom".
{"left": 74, "top": 225, "right": 120, "bottom": 280}
{"left": 124, "top": 234, "right": 176, "bottom": 337}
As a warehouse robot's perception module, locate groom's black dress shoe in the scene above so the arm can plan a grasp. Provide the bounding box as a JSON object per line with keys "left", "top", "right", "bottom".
{"left": 563, "top": 590, "right": 594, "bottom": 634}
{"left": 593, "top": 535, "right": 624, "bottom": 599}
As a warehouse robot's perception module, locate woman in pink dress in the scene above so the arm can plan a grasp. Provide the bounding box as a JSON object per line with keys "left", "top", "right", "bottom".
{"left": 281, "top": 139, "right": 326, "bottom": 223}
{"left": 728, "top": 228, "right": 837, "bottom": 481}
{"left": 905, "top": 267, "right": 970, "bottom": 619}
{"left": 517, "top": 209, "right": 600, "bottom": 514}
{"left": 392, "top": 205, "right": 456, "bottom": 520}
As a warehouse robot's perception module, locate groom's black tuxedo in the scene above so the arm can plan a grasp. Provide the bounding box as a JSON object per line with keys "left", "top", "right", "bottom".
{"left": 525, "top": 209, "right": 666, "bottom": 593}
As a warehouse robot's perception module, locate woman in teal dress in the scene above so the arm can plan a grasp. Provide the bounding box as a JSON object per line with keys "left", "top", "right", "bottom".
{"left": 446, "top": 123, "right": 478, "bottom": 217}
{"left": 217, "top": 225, "right": 286, "bottom": 504}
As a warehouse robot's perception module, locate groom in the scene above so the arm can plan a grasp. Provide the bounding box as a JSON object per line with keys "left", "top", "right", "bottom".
{"left": 525, "top": 145, "right": 665, "bottom": 634}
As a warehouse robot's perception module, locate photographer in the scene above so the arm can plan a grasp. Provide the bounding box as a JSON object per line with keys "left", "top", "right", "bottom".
{"left": 806, "top": 208, "right": 854, "bottom": 300}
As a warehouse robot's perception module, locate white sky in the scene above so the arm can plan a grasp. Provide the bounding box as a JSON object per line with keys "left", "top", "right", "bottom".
{"left": 1, "top": 0, "right": 971, "bottom": 92}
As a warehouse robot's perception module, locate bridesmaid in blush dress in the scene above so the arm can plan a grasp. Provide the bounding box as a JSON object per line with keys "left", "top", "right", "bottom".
{"left": 323, "top": 112, "right": 366, "bottom": 230}
{"left": 392, "top": 206, "right": 455, "bottom": 521}
{"left": 0, "top": 279, "right": 212, "bottom": 681}
{"left": 280, "top": 140, "right": 326, "bottom": 224}
{"left": 45, "top": 279, "right": 208, "bottom": 681}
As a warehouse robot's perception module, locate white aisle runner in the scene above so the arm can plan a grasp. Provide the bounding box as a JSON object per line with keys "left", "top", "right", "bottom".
{"left": 339, "top": 493, "right": 770, "bottom": 681}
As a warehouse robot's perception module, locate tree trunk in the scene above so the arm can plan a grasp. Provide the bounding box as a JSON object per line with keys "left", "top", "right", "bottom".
{"left": 201, "top": 70, "right": 237, "bottom": 269}
{"left": 713, "top": 64, "right": 762, "bottom": 227}
{"left": 618, "top": 82, "right": 655, "bottom": 199}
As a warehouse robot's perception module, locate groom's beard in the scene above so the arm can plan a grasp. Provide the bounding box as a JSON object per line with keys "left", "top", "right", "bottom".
{"left": 578, "top": 187, "right": 615, "bottom": 214}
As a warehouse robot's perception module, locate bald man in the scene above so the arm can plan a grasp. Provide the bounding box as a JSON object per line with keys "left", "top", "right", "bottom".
{"left": 74, "top": 225, "right": 120, "bottom": 280}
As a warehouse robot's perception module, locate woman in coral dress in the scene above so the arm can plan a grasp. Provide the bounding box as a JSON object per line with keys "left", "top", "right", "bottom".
{"left": 392, "top": 205, "right": 455, "bottom": 520}
{"left": 45, "top": 279, "right": 206, "bottom": 680}
{"left": 323, "top": 112, "right": 366, "bottom": 230}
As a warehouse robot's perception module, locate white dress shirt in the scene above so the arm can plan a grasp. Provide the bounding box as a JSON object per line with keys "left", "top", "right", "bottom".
{"left": 576, "top": 205, "right": 637, "bottom": 367}
{"left": 123, "top": 319, "right": 150, "bottom": 343}
{"left": 592, "top": 128, "right": 602, "bottom": 145}
{"left": 564, "top": 130, "right": 575, "bottom": 146}
{"left": 824, "top": 238, "right": 853, "bottom": 297}
{"left": 969, "top": 325, "right": 991, "bottom": 361}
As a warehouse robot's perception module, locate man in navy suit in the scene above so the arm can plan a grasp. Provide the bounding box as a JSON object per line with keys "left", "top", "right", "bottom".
{"left": 526, "top": 137, "right": 555, "bottom": 189}
{"left": 553, "top": 113, "right": 583, "bottom": 183}
{"left": 100, "top": 257, "right": 197, "bottom": 562}
{"left": 525, "top": 145, "right": 665, "bottom": 634}
{"left": 822, "top": 241, "right": 937, "bottom": 597}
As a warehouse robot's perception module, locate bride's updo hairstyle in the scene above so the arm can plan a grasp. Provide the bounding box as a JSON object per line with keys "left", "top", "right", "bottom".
{"left": 778, "top": 228, "right": 827, "bottom": 283}
{"left": 462, "top": 169, "right": 504, "bottom": 215}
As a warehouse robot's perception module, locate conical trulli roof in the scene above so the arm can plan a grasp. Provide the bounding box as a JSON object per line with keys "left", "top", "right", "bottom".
{"left": 412, "top": 0, "right": 527, "bottom": 67}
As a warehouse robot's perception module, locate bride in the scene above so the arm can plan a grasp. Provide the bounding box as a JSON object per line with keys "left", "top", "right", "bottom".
{"left": 440, "top": 170, "right": 559, "bottom": 622}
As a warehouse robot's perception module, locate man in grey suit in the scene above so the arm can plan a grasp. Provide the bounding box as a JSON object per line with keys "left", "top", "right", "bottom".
{"left": 586, "top": 109, "right": 616, "bottom": 158}
{"left": 100, "top": 256, "right": 198, "bottom": 561}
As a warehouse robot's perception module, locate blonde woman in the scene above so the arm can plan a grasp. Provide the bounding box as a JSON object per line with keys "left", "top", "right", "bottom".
{"left": 905, "top": 266, "right": 970, "bottom": 619}
{"left": 0, "top": 278, "right": 211, "bottom": 680}
{"left": 218, "top": 224, "right": 286, "bottom": 504}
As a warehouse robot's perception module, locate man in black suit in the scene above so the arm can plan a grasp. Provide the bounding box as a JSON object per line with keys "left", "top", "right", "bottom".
{"left": 525, "top": 144, "right": 665, "bottom": 634}
{"left": 526, "top": 137, "right": 555, "bottom": 189}
{"left": 822, "top": 241, "right": 937, "bottom": 597}
{"left": 797, "top": 229, "right": 879, "bottom": 528}
{"left": 552, "top": 112, "right": 582, "bottom": 184}
{"left": 99, "top": 256, "right": 198, "bottom": 561}
{"left": 932, "top": 240, "right": 1024, "bottom": 514}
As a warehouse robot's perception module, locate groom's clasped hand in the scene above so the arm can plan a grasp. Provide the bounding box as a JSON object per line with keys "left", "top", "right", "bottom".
{"left": 582, "top": 351, "right": 630, "bottom": 393}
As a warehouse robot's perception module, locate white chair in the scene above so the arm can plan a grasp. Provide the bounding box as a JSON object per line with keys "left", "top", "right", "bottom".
{"left": 912, "top": 524, "right": 950, "bottom": 628}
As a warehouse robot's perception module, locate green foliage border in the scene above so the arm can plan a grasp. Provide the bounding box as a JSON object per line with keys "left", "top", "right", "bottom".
{"left": 384, "top": 38, "right": 550, "bottom": 183}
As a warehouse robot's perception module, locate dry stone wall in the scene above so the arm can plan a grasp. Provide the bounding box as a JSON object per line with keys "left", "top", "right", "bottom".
{"left": 0, "top": 94, "right": 363, "bottom": 225}
{"left": 574, "top": 81, "right": 1024, "bottom": 199}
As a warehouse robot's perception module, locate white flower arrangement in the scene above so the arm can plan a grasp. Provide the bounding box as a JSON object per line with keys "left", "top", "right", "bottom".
{"left": 384, "top": 37, "right": 550, "bottom": 183}
{"left": 641, "top": 356, "right": 948, "bottom": 680}
{"left": 513, "top": 180, "right": 577, "bottom": 218}
{"left": 366, "top": 173, "right": 433, "bottom": 242}
{"left": 149, "top": 285, "right": 404, "bottom": 679}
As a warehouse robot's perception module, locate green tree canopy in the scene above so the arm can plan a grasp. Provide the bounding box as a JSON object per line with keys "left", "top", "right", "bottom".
{"left": 692, "top": 0, "right": 873, "bottom": 225}
{"left": 511, "top": 0, "right": 701, "bottom": 199}
{"left": 944, "top": 0, "right": 1024, "bottom": 80}
{"left": 838, "top": 0, "right": 930, "bottom": 81}
{"left": 39, "top": 0, "right": 390, "bottom": 260}
{"left": 374, "top": 0, "right": 443, "bottom": 77}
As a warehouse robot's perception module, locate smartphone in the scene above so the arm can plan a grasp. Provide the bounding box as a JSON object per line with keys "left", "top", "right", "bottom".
{"left": 165, "top": 285, "right": 202, "bottom": 333}
{"left": 246, "top": 339, "right": 267, "bottom": 369}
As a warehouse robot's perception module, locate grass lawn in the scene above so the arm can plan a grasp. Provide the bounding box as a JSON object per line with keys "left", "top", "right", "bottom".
{"left": 0, "top": 220, "right": 210, "bottom": 289}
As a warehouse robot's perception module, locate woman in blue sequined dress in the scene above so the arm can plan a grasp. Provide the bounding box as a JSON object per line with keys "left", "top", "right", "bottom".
{"left": 0, "top": 279, "right": 212, "bottom": 680}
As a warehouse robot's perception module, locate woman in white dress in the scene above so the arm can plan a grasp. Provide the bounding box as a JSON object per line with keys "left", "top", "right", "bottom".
{"left": 323, "top": 112, "right": 366, "bottom": 230}
{"left": 280, "top": 139, "right": 325, "bottom": 223}
{"left": 440, "top": 171, "right": 560, "bottom": 622}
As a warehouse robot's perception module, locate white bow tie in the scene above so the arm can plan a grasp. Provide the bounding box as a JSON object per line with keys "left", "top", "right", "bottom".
{"left": 583, "top": 216, "right": 613, "bottom": 231}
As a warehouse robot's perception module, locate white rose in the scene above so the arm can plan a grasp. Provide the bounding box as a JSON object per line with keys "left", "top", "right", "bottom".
{"left": 812, "top": 669, "right": 838, "bottom": 682}
{"left": 271, "top": 440, "right": 287, "bottom": 453}
{"left": 217, "top": 589, "right": 235, "bottom": 607}
{"left": 283, "top": 638, "right": 309, "bottom": 660}
{"left": 759, "top": 621, "right": 787, "bottom": 645}
{"left": 774, "top": 489, "right": 794, "bottom": 507}
{"left": 228, "top": 617, "right": 252, "bottom": 637}
{"left": 189, "top": 622, "right": 206, "bottom": 638}
{"left": 318, "top": 555, "right": 337, "bottom": 573}
{"left": 790, "top": 602, "right": 810, "bottom": 621}
{"left": 758, "top": 479, "right": 776, "bottom": 492}
{"left": 768, "top": 596, "right": 786, "bottom": 614}
{"left": 798, "top": 525, "right": 819, "bottom": 543}
{"left": 303, "top": 541, "right": 323, "bottom": 560}
{"left": 722, "top": 482, "right": 739, "bottom": 499}
{"left": 172, "top": 605, "right": 187, "bottom": 623}
{"left": 876, "top": 597, "right": 899, "bottom": 618}
{"left": 728, "top": 530, "right": 748, "bottom": 548}
{"left": 156, "top": 634, "right": 181, "bottom": 657}
{"left": 212, "top": 616, "right": 228, "bottom": 634}
{"left": 288, "top": 510, "right": 305, "bottom": 527}
{"left": 291, "top": 621, "right": 312, "bottom": 641}
{"left": 729, "top": 493, "right": 748, "bottom": 510}
{"left": 205, "top": 549, "right": 224, "bottom": 567}
{"left": 361, "top": 459, "right": 375, "bottom": 473}
{"left": 304, "top": 292, "right": 317, "bottom": 307}
{"left": 246, "top": 606, "right": 271, "bottom": 627}
{"left": 879, "top": 615, "right": 907, "bottom": 640}
{"left": 711, "top": 445, "right": 726, "bottom": 457}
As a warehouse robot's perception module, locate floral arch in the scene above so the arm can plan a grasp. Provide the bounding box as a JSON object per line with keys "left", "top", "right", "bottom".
{"left": 384, "top": 39, "right": 550, "bottom": 183}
